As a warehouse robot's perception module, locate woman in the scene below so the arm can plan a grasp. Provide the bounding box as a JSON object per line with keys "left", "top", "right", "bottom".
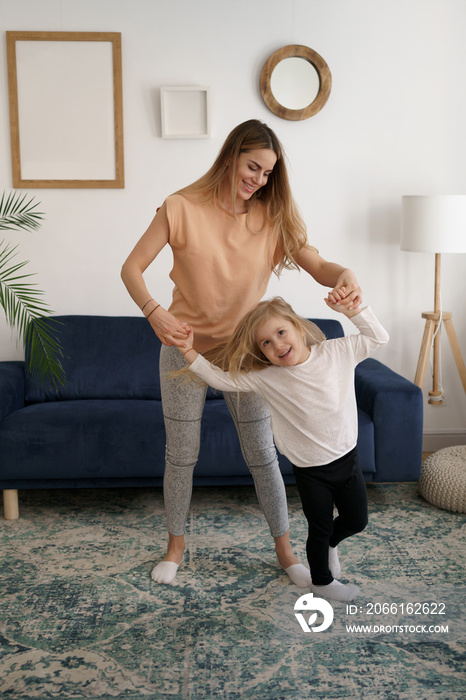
{"left": 121, "top": 119, "right": 362, "bottom": 586}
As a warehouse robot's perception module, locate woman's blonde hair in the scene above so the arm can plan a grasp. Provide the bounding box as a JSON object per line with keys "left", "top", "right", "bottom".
{"left": 177, "top": 119, "right": 316, "bottom": 275}
{"left": 204, "top": 297, "right": 326, "bottom": 373}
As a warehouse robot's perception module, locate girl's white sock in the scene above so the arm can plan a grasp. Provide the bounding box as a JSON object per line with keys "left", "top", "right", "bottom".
{"left": 311, "top": 579, "right": 359, "bottom": 602}
{"left": 329, "top": 546, "right": 341, "bottom": 578}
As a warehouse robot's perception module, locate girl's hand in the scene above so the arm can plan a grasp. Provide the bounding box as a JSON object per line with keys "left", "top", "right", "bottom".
{"left": 177, "top": 325, "right": 198, "bottom": 362}
{"left": 147, "top": 306, "right": 189, "bottom": 347}
{"left": 326, "top": 269, "right": 362, "bottom": 309}
{"left": 324, "top": 296, "right": 361, "bottom": 318}
{"left": 180, "top": 325, "right": 194, "bottom": 353}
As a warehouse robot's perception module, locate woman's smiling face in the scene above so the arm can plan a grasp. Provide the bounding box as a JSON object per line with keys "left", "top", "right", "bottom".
{"left": 231, "top": 148, "right": 277, "bottom": 207}
{"left": 255, "top": 316, "right": 310, "bottom": 367}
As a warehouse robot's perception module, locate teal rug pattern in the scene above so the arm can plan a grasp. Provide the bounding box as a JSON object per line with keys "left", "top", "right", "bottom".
{"left": 0, "top": 483, "right": 464, "bottom": 699}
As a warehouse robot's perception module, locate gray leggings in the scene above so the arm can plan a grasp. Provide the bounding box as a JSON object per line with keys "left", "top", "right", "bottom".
{"left": 160, "top": 345, "right": 290, "bottom": 538}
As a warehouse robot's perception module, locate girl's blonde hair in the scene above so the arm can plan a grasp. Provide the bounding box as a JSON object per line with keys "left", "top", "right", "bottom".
{"left": 176, "top": 119, "right": 316, "bottom": 275}
{"left": 204, "top": 297, "right": 326, "bottom": 373}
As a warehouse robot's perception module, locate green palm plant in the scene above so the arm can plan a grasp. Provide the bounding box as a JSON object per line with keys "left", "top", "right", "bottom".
{"left": 0, "top": 191, "right": 65, "bottom": 387}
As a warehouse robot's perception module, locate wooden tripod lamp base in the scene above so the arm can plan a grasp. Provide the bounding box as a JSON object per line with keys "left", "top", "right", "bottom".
{"left": 414, "top": 310, "right": 466, "bottom": 405}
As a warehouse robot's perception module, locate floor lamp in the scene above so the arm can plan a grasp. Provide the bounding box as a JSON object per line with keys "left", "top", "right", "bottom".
{"left": 401, "top": 195, "right": 466, "bottom": 405}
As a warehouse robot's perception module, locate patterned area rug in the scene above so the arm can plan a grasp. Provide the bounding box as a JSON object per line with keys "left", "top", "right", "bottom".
{"left": 1, "top": 483, "right": 464, "bottom": 699}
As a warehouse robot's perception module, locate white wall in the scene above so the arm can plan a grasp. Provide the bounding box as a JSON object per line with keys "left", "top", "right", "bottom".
{"left": 1, "top": 0, "right": 465, "bottom": 445}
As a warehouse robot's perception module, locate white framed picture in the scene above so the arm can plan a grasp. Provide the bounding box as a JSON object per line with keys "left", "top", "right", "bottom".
{"left": 160, "top": 87, "right": 210, "bottom": 139}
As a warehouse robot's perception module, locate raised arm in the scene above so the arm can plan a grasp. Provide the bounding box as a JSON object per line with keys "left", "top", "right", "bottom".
{"left": 179, "top": 329, "right": 254, "bottom": 394}
{"left": 325, "top": 299, "right": 389, "bottom": 359}
{"left": 294, "top": 246, "right": 362, "bottom": 309}
{"left": 121, "top": 203, "right": 188, "bottom": 346}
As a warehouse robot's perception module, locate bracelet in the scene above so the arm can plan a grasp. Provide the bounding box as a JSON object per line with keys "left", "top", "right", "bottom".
{"left": 146, "top": 304, "right": 160, "bottom": 320}
{"left": 141, "top": 298, "right": 154, "bottom": 313}
{"left": 183, "top": 347, "right": 193, "bottom": 355}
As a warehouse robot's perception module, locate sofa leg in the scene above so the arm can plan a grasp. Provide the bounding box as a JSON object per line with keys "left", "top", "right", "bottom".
{"left": 3, "top": 490, "right": 19, "bottom": 520}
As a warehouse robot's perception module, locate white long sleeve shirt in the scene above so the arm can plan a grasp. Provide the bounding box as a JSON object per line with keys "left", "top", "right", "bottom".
{"left": 189, "top": 307, "right": 389, "bottom": 467}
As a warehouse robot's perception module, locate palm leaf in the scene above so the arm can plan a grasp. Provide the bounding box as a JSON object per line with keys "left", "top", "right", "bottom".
{"left": 24, "top": 317, "right": 66, "bottom": 389}
{"left": 0, "top": 239, "right": 66, "bottom": 388}
{"left": 0, "top": 191, "right": 45, "bottom": 231}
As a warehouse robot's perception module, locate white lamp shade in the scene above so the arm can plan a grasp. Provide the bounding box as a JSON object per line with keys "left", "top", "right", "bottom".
{"left": 401, "top": 195, "right": 466, "bottom": 253}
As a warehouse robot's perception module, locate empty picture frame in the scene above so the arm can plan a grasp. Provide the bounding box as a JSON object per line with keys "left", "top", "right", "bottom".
{"left": 6, "top": 31, "right": 124, "bottom": 188}
{"left": 160, "top": 87, "right": 210, "bottom": 138}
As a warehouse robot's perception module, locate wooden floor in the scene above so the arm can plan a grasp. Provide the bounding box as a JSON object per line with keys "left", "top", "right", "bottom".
{"left": 422, "top": 452, "right": 433, "bottom": 463}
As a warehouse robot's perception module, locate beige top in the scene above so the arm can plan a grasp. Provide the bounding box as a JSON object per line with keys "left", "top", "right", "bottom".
{"left": 165, "top": 194, "right": 278, "bottom": 352}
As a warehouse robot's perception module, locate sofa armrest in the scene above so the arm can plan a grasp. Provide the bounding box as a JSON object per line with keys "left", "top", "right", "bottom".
{"left": 355, "top": 358, "right": 423, "bottom": 482}
{"left": 0, "top": 362, "right": 26, "bottom": 421}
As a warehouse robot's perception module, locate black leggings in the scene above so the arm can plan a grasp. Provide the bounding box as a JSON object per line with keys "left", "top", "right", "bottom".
{"left": 293, "top": 447, "right": 368, "bottom": 586}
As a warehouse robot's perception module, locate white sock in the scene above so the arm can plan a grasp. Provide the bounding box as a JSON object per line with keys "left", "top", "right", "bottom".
{"left": 329, "top": 546, "right": 341, "bottom": 578}
{"left": 277, "top": 558, "right": 312, "bottom": 588}
{"left": 311, "top": 579, "right": 359, "bottom": 602}
{"left": 151, "top": 556, "right": 184, "bottom": 584}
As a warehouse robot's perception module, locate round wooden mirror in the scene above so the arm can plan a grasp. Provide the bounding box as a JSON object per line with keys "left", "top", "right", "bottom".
{"left": 260, "top": 45, "right": 332, "bottom": 121}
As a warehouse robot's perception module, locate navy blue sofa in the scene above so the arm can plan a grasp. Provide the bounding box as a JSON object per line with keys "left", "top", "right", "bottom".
{"left": 0, "top": 315, "right": 423, "bottom": 519}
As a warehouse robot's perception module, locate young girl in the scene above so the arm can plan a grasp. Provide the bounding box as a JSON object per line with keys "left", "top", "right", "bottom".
{"left": 177, "top": 296, "right": 389, "bottom": 602}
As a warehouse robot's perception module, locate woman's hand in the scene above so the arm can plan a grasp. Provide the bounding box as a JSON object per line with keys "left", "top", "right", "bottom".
{"left": 148, "top": 306, "right": 189, "bottom": 347}
{"left": 326, "top": 269, "right": 362, "bottom": 309}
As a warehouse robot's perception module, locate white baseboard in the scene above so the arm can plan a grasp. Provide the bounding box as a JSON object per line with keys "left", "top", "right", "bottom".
{"left": 423, "top": 431, "right": 466, "bottom": 452}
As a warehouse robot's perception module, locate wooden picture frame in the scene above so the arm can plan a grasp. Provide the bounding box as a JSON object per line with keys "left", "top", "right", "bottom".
{"left": 6, "top": 31, "right": 124, "bottom": 188}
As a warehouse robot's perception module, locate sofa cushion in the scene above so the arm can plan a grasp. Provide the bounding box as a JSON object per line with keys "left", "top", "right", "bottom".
{"left": 0, "top": 400, "right": 166, "bottom": 480}
{"left": 25, "top": 317, "right": 162, "bottom": 403}
{"left": 0, "top": 398, "right": 248, "bottom": 482}
{"left": 0, "top": 396, "right": 375, "bottom": 484}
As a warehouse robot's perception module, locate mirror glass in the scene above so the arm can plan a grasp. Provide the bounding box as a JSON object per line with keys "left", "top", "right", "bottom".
{"left": 270, "top": 57, "right": 320, "bottom": 110}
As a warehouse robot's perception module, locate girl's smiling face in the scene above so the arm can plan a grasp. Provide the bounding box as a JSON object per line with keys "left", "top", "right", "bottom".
{"left": 255, "top": 316, "right": 310, "bottom": 367}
